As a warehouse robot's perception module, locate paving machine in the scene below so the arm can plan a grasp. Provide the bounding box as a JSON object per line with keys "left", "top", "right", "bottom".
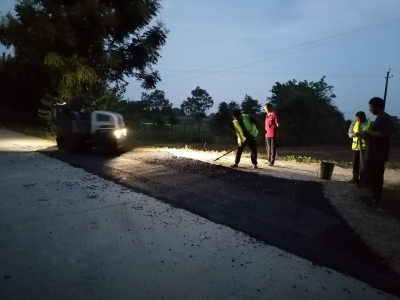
{"left": 54, "top": 99, "right": 128, "bottom": 153}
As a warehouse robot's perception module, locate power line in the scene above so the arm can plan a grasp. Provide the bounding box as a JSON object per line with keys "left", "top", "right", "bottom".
{"left": 160, "top": 19, "right": 400, "bottom": 86}
{"left": 161, "top": 18, "right": 400, "bottom": 80}
{"left": 157, "top": 69, "right": 384, "bottom": 77}
{"left": 159, "top": 64, "right": 400, "bottom": 71}
{"left": 160, "top": 37, "right": 385, "bottom": 85}
{"left": 158, "top": 67, "right": 390, "bottom": 73}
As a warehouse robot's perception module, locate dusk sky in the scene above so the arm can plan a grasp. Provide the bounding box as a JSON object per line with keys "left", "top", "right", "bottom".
{"left": 1, "top": 0, "right": 399, "bottom": 120}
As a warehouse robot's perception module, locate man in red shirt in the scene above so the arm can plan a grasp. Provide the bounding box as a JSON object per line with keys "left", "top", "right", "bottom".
{"left": 264, "top": 103, "right": 279, "bottom": 166}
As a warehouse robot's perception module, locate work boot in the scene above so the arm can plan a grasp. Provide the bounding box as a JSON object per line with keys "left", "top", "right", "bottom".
{"left": 268, "top": 162, "right": 274, "bottom": 166}
{"left": 348, "top": 178, "right": 356, "bottom": 183}
{"left": 253, "top": 164, "right": 258, "bottom": 169}
{"left": 230, "top": 163, "right": 238, "bottom": 168}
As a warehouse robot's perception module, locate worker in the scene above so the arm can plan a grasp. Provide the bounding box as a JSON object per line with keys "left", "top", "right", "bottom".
{"left": 360, "top": 97, "right": 394, "bottom": 209}
{"left": 264, "top": 103, "right": 279, "bottom": 166}
{"left": 347, "top": 111, "right": 372, "bottom": 186}
{"left": 231, "top": 109, "right": 259, "bottom": 169}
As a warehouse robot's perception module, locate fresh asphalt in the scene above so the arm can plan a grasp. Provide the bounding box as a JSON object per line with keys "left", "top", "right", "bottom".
{"left": 38, "top": 146, "right": 400, "bottom": 295}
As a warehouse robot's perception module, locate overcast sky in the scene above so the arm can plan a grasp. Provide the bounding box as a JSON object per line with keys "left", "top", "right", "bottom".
{"left": 1, "top": 0, "right": 399, "bottom": 120}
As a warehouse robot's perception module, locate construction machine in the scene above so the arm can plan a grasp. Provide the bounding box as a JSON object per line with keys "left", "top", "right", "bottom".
{"left": 54, "top": 99, "right": 128, "bottom": 153}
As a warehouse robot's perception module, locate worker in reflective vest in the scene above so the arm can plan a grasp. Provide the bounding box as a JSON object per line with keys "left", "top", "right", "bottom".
{"left": 231, "top": 109, "right": 259, "bottom": 169}
{"left": 348, "top": 111, "right": 373, "bottom": 185}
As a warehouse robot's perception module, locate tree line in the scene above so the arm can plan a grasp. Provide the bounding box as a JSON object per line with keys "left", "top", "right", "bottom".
{"left": 64, "top": 76, "right": 350, "bottom": 147}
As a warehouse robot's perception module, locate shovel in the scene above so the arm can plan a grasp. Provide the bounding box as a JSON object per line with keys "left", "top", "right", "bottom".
{"left": 214, "top": 146, "right": 240, "bottom": 162}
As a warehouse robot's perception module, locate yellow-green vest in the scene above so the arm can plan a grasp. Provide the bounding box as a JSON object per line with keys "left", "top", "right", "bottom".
{"left": 233, "top": 114, "right": 258, "bottom": 144}
{"left": 352, "top": 120, "right": 372, "bottom": 150}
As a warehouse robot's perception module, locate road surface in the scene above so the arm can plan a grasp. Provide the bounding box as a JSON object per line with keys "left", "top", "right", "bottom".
{"left": 0, "top": 129, "right": 399, "bottom": 299}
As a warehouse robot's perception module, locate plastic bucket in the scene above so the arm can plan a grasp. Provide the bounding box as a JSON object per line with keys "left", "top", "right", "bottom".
{"left": 317, "top": 161, "right": 335, "bottom": 180}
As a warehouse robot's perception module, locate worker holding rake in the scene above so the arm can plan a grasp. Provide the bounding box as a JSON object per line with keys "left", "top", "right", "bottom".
{"left": 230, "top": 109, "right": 259, "bottom": 169}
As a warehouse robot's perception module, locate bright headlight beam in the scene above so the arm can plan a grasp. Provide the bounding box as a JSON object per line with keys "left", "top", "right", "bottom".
{"left": 114, "top": 129, "right": 122, "bottom": 139}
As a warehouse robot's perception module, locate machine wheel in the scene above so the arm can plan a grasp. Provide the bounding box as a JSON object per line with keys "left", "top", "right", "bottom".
{"left": 56, "top": 137, "right": 64, "bottom": 150}
{"left": 57, "top": 137, "right": 71, "bottom": 152}
{"left": 60, "top": 136, "right": 78, "bottom": 153}
{"left": 64, "top": 137, "right": 74, "bottom": 153}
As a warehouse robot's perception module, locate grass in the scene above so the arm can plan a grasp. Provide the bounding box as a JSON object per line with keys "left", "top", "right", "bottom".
{"left": 387, "top": 161, "right": 400, "bottom": 170}
{"left": 281, "top": 155, "right": 353, "bottom": 168}
{"left": 384, "top": 181, "right": 400, "bottom": 190}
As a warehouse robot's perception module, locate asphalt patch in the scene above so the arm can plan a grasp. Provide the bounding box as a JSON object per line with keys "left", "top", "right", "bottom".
{"left": 39, "top": 147, "right": 400, "bottom": 295}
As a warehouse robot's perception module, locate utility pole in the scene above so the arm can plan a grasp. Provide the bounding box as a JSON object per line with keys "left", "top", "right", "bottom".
{"left": 383, "top": 69, "right": 393, "bottom": 107}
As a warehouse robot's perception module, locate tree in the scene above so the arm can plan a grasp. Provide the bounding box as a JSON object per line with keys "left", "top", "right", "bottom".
{"left": 172, "top": 107, "right": 186, "bottom": 117}
{"left": 241, "top": 95, "right": 261, "bottom": 116}
{"left": 0, "top": 0, "right": 168, "bottom": 125}
{"left": 209, "top": 100, "right": 240, "bottom": 140}
{"left": 269, "top": 76, "right": 336, "bottom": 107}
{"left": 117, "top": 99, "right": 147, "bottom": 128}
{"left": 168, "top": 114, "right": 180, "bottom": 134}
{"left": 228, "top": 100, "right": 240, "bottom": 112}
{"left": 155, "top": 115, "right": 165, "bottom": 134}
{"left": 268, "top": 77, "right": 346, "bottom": 146}
{"left": 141, "top": 89, "right": 172, "bottom": 133}
{"left": 181, "top": 86, "right": 214, "bottom": 134}
{"left": 0, "top": 55, "right": 49, "bottom": 126}
{"left": 211, "top": 101, "right": 237, "bottom": 132}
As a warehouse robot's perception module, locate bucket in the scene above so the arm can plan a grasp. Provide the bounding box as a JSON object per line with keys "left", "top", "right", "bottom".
{"left": 317, "top": 161, "right": 335, "bottom": 180}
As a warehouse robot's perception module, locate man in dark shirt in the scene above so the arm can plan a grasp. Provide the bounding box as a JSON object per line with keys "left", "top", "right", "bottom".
{"left": 360, "top": 97, "right": 394, "bottom": 208}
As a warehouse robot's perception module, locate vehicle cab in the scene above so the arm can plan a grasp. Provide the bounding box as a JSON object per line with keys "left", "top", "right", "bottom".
{"left": 91, "top": 111, "right": 128, "bottom": 150}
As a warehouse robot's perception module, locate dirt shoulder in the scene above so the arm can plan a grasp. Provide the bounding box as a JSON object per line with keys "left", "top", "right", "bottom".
{"left": 163, "top": 148, "right": 400, "bottom": 182}
{"left": 324, "top": 182, "right": 400, "bottom": 274}
{"left": 164, "top": 148, "right": 400, "bottom": 274}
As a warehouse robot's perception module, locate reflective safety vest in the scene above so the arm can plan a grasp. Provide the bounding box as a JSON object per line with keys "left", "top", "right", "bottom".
{"left": 233, "top": 114, "right": 258, "bottom": 144}
{"left": 352, "top": 120, "right": 372, "bottom": 150}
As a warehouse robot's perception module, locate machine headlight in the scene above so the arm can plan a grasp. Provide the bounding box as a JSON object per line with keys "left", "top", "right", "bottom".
{"left": 114, "top": 129, "right": 122, "bottom": 139}
{"left": 122, "top": 128, "right": 127, "bottom": 136}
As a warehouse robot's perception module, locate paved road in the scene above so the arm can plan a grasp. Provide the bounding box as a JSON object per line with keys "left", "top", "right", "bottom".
{"left": 0, "top": 129, "right": 399, "bottom": 299}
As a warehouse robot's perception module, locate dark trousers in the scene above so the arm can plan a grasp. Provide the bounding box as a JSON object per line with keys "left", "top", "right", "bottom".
{"left": 365, "top": 160, "right": 385, "bottom": 203}
{"left": 235, "top": 139, "right": 257, "bottom": 165}
{"left": 352, "top": 150, "right": 366, "bottom": 183}
{"left": 266, "top": 137, "right": 277, "bottom": 163}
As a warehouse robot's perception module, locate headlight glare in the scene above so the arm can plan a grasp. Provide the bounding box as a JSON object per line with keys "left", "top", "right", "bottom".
{"left": 114, "top": 129, "right": 122, "bottom": 139}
